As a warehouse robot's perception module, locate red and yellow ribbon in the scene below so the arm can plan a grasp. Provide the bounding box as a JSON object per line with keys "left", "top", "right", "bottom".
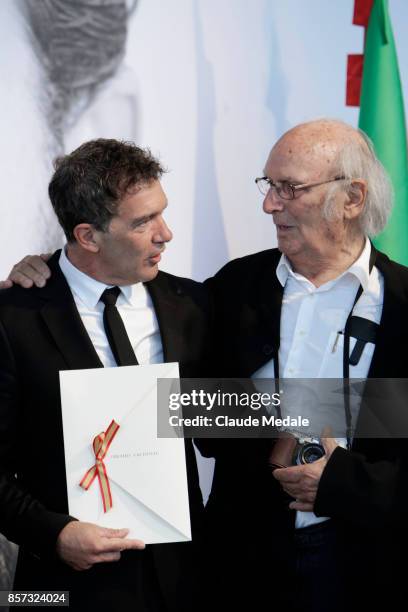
{"left": 79, "top": 419, "right": 120, "bottom": 513}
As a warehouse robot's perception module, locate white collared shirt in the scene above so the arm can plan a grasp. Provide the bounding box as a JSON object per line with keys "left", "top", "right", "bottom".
{"left": 253, "top": 239, "right": 384, "bottom": 527}
{"left": 59, "top": 248, "right": 163, "bottom": 367}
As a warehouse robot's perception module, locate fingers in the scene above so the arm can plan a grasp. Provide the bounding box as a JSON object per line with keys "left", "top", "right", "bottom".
{"left": 281, "top": 484, "right": 301, "bottom": 498}
{"left": 101, "top": 537, "right": 145, "bottom": 552}
{"left": 100, "top": 527, "right": 145, "bottom": 550}
{"left": 6, "top": 269, "right": 35, "bottom": 289}
{"left": 319, "top": 426, "right": 338, "bottom": 455}
{"left": 86, "top": 548, "right": 135, "bottom": 566}
{"left": 119, "top": 538, "right": 145, "bottom": 551}
{"left": 101, "top": 527, "right": 129, "bottom": 538}
{"left": 83, "top": 535, "right": 145, "bottom": 568}
{"left": 289, "top": 500, "right": 314, "bottom": 512}
{"left": 0, "top": 280, "right": 13, "bottom": 290}
{"left": 273, "top": 466, "right": 301, "bottom": 483}
{"left": 30, "top": 258, "right": 52, "bottom": 280}
{"left": 56, "top": 521, "right": 145, "bottom": 572}
{"left": 320, "top": 426, "right": 333, "bottom": 438}
{"left": 92, "top": 551, "right": 122, "bottom": 564}
{"left": 321, "top": 436, "right": 338, "bottom": 455}
{"left": 281, "top": 483, "right": 313, "bottom": 499}
{"left": 9, "top": 255, "right": 51, "bottom": 288}
{"left": 285, "top": 489, "right": 315, "bottom": 503}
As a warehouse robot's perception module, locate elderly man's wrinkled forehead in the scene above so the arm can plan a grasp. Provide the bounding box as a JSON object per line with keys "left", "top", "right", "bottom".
{"left": 266, "top": 120, "right": 367, "bottom": 176}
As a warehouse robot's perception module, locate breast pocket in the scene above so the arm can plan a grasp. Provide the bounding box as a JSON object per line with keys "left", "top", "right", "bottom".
{"left": 318, "top": 331, "right": 375, "bottom": 378}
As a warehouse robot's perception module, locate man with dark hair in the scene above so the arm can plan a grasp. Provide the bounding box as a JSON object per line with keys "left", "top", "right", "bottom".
{"left": 0, "top": 139, "right": 211, "bottom": 611}
{"left": 49, "top": 140, "right": 164, "bottom": 242}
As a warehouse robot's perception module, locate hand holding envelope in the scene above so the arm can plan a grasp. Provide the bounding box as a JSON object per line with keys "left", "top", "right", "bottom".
{"left": 56, "top": 522, "right": 145, "bottom": 571}
{"left": 60, "top": 362, "right": 191, "bottom": 545}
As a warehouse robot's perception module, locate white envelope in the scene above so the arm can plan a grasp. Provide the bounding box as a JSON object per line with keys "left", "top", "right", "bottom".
{"left": 59, "top": 362, "right": 191, "bottom": 544}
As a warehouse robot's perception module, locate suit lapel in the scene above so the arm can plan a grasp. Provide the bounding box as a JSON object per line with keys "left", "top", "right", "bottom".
{"left": 145, "top": 272, "right": 186, "bottom": 363}
{"left": 258, "top": 265, "right": 284, "bottom": 351}
{"left": 241, "top": 250, "right": 283, "bottom": 375}
{"left": 39, "top": 252, "right": 103, "bottom": 370}
{"left": 368, "top": 251, "right": 406, "bottom": 378}
{"left": 354, "top": 250, "right": 407, "bottom": 451}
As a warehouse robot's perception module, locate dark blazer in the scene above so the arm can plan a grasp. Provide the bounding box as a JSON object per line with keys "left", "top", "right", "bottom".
{"left": 0, "top": 251, "right": 212, "bottom": 611}
{"left": 199, "top": 246, "right": 408, "bottom": 611}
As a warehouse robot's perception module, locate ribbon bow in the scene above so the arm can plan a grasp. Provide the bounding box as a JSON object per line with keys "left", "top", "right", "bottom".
{"left": 79, "top": 419, "right": 120, "bottom": 513}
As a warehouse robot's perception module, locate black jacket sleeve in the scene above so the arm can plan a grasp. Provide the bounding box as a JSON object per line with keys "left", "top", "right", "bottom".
{"left": 0, "top": 318, "right": 75, "bottom": 558}
{"left": 315, "top": 446, "right": 400, "bottom": 528}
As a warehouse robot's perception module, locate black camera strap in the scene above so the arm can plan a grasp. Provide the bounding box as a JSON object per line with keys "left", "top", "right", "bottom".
{"left": 273, "top": 246, "right": 377, "bottom": 451}
{"left": 342, "top": 247, "right": 377, "bottom": 448}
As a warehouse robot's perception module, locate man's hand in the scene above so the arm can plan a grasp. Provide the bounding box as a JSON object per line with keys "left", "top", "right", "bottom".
{"left": 0, "top": 254, "right": 52, "bottom": 289}
{"left": 273, "top": 437, "right": 338, "bottom": 512}
{"left": 56, "top": 521, "right": 145, "bottom": 571}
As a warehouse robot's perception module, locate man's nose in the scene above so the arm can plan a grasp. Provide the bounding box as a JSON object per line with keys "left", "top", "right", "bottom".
{"left": 262, "top": 188, "right": 285, "bottom": 214}
{"left": 153, "top": 217, "right": 173, "bottom": 243}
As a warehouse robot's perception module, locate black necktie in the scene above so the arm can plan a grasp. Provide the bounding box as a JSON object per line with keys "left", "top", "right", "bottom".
{"left": 100, "top": 286, "right": 138, "bottom": 366}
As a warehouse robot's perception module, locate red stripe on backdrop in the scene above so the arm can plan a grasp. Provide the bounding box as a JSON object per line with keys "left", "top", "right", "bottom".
{"left": 353, "top": 0, "right": 374, "bottom": 27}
{"left": 346, "top": 54, "right": 364, "bottom": 106}
{"left": 346, "top": 0, "right": 375, "bottom": 106}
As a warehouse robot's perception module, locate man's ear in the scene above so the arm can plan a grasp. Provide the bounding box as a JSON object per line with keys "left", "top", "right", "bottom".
{"left": 344, "top": 179, "right": 367, "bottom": 220}
{"left": 72, "top": 224, "right": 100, "bottom": 253}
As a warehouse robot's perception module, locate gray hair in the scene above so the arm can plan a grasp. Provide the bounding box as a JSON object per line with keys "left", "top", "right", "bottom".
{"left": 323, "top": 129, "right": 393, "bottom": 237}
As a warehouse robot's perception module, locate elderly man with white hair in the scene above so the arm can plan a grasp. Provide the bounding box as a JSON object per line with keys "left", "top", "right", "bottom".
{"left": 4, "top": 119, "right": 408, "bottom": 611}
{"left": 200, "top": 119, "right": 408, "bottom": 612}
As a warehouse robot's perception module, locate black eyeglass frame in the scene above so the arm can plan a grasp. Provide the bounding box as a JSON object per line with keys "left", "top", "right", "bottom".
{"left": 255, "top": 175, "right": 346, "bottom": 200}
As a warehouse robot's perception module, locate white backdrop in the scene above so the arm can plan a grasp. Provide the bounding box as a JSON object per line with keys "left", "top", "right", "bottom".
{"left": 1, "top": 0, "right": 407, "bottom": 499}
{"left": 1, "top": 0, "right": 408, "bottom": 281}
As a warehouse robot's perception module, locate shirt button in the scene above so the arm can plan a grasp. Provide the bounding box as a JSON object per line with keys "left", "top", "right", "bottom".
{"left": 299, "top": 330, "right": 305, "bottom": 336}
{"left": 262, "top": 344, "right": 274, "bottom": 356}
{"left": 288, "top": 368, "right": 295, "bottom": 374}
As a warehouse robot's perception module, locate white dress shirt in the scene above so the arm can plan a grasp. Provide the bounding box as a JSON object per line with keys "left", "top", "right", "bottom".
{"left": 253, "top": 239, "right": 384, "bottom": 527}
{"left": 59, "top": 248, "right": 163, "bottom": 367}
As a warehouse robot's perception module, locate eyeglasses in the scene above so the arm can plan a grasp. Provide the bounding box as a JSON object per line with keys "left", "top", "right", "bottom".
{"left": 255, "top": 176, "right": 346, "bottom": 200}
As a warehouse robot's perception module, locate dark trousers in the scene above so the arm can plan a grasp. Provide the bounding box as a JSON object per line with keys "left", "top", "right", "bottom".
{"left": 287, "top": 520, "right": 346, "bottom": 612}
{"left": 15, "top": 547, "right": 167, "bottom": 612}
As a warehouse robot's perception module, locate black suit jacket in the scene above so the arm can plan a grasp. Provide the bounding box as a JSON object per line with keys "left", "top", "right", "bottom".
{"left": 200, "top": 247, "right": 408, "bottom": 610}
{"left": 0, "top": 252, "right": 212, "bottom": 610}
